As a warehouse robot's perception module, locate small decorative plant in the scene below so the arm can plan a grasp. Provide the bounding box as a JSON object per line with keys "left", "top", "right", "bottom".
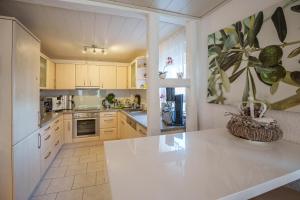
{"left": 159, "top": 57, "right": 173, "bottom": 79}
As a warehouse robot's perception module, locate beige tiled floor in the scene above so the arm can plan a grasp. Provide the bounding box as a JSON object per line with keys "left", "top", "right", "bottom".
{"left": 31, "top": 141, "right": 111, "bottom": 200}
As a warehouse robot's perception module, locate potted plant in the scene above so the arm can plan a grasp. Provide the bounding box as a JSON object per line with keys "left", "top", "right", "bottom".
{"left": 159, "top": 57, "right": 173, "bottom": 79}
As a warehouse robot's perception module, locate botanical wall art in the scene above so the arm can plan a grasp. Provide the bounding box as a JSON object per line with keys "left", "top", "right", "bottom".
{"left": 207, "top": 0, "right": 300, "bottom": 112}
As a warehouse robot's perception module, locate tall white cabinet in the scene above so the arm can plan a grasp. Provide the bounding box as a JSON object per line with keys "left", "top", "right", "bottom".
{"left": 0, "top": 17, "right": 41, "bottom": 200}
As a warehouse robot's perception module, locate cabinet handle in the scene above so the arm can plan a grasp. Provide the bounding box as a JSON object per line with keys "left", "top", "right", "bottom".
{"left": 104, "top": 119, "right": 113, "bottom": 122}
{"left": 90, "top": 81, "right": 91, "bottom": 86}
{"left": 84, "top": 80, "right": 86, "bottom": 86}
{"left": 102, "top": 83, "right": 103, "bottom": 88}
{"left": 104, "top": 114, "right": 113, "bottom": 117}
{"left": 104, "top": 130, "right": 113, "bottom": 133}
{"left": 68, "top": 121, "right": 71, "bottom": 131}
{"left": 45, "top": 126, "right": 51, "bottom": 131}
{"left": 38, "top": 111, "right": 41, "bottom": 127}
{"left": 55, "top": 127, "right": 59, "bottom": 131}
{"left": 44, "top": 151, "right": 51, "bottom": 159}
{"left": 44, "top": 134, "right": 51, "bottom": 141}
{"left": 38, "top": 133, "right": 41, "bottom": 149}
{"left": 55, "top": 140, "right": 60, "bottom": 146}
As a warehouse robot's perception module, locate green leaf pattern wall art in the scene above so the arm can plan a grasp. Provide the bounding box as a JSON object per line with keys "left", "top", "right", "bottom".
{"left": 207, "top": 0, "right": 300, "bottom": 112}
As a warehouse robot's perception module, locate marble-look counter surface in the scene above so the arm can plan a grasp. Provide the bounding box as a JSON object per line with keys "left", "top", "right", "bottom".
{"left": 104, "top": 128, "right": 300, "bottom": 200}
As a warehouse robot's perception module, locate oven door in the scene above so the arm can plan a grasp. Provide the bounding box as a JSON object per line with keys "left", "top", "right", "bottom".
{"left": 73, "top": 118, "right": 99, "bottom": 138}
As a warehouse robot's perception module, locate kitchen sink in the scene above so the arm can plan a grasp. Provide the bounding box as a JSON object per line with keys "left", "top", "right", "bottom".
{"left": 125, "top": 110, "right": 147, "bottom": 117}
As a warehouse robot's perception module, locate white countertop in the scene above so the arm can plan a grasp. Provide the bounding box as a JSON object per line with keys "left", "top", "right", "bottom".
{"left": 104, "top": 128, "right": 300, "bottom": 200}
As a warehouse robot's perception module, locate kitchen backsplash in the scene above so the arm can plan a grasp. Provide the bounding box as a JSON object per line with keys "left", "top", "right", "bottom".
{"left": 40, "top": 89, "right": 147, "bottom": 109}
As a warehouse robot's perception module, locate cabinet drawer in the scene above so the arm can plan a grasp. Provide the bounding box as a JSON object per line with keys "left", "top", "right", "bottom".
{"left": 100, "top": 128, "right": 117, "bottom": 140}
{"left": 41, "top": 127, "right": 52, "bottom": 153}
{"left": 100, "top": 112, "right": 117, "bottom": 118}
{"left": 41, "top": 148, "right": 54, "bottom": 174}
{"left": 136, "top": 124, "right": 147, "bottom": 137}
{"left": 100, "top": 117, "right": 117, "bottom": 129}
{"left": 52, "top": 123, "right": 63, "bottom": 141}
{"left": 63, "top": 113, "right": 72, "bottom": 120}
{"left": 52, "top": 135, "right": 62, "bottom": 155}
{"left": 118, "top": 111, "right": 127, "bottom": 120}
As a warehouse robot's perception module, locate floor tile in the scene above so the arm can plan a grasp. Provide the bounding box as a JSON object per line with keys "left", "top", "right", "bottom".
{"left": 80, "top": 154, "right": 97, "bottom": 163}
{"left": 56, "top": 189, "right": 83, "bottom": 200}
{"left": 60, "top": 157, "right": 80, "bottom": 166}
{"left": 32, "top": 179, "right": 51, "bottom": 196}
{"left": 87, "top": 161, "right": 105, "bottom": 172}
{"left": 73, "top": 147, "right": 90, "bottom": 157}
{"left": 73, "top": 173, "right": 96, "bottom": 189}
{"left": 57, "top": 149, "right": 74, "bottom": 158}
{"left": 96, "top": 154, "right": 105, "bottom": 162}
{"left": 31, "top": 193, "right": 57, "bottom": 200}
{"left": 83, "top": 184, "right": 111, "bottom": 200}
{"left": 45, "top": 166, "right": 67, "bottom": 179}
{"left": 65, "top": 163, "right": 87, "bottom": 176}
{"left": 96, "top": 170, "right": 109, "bottom": 185}
{"left": 46, "top": 176, "right": 74, "bottom": 194}
{"left": 51, "top": 158, "right": 62, "bottom": 167}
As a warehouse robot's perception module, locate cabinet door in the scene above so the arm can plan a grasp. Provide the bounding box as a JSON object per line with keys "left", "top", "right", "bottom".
{"left": 99, "top": 65, "right": 116, "bottom": 89}
{"left": 13, "top": 21, "right": 40, "bottom": 145}
{"left": 40, "top": 56, "right": 47, "bottom": 88}
{"left": 75, "top": 64, "right": 87, "bottom": 87}
{"left": 13, "top": 130, "right": 41, "bottom": 200}
{"left": 130, "top": 62, "right": 136, "bottom": 88}
{"left": 56, "top": 64, "right": 75, "bottom": 89}
{"left": 116, "top": 66, "right": 127, "bottom": 89}
{"left": 119, "top": 118, "right": 127, "bottom": 139}
{"left": 88, "top": 65, "right": 99, "bottom": 87}
{"left": 63, "top": 119, "right": 72, "bottom": 143}
{"left": 47, "top": 59, "right": 55, "bottom": 89}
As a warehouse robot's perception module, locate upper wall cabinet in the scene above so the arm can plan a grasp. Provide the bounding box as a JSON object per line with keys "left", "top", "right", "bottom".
{"left": 116, "top": 65, "right": 128, "bottom": 89}
{"left": 40, "top": 55, "right": 55, "bottom": 89}
{"left": 56, "top": 64, "right": 76, "bottom": 89}
{"left": 128, "top": 57, "right": 147, "bottom": 89}
{"left": 75, "top": 64, "right": 99, "bottom": 88}
{"left": 99, "top": 65, "right": 117, "bottom": 89}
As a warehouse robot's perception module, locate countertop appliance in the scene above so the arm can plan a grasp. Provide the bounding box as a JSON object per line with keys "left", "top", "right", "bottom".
{"left": 52, "top": 96, "right": 65, "bottom": 111}
{"left": 73, "top": 110, "right": 99, "bottom": 138}
{"left": 63, "top": 95, "right": 74, "bottom": 110}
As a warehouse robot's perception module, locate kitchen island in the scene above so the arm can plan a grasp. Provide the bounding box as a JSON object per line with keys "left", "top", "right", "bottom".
{"left": 104, "top": 128, "right": 300, "bottom": 200}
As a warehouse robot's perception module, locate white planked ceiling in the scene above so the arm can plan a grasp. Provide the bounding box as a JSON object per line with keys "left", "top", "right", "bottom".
{"left": 0, "top": 1, "right": 182, "bottom": 62}
{"left": 93, "top": 0, "right": 227, "bottom": 18}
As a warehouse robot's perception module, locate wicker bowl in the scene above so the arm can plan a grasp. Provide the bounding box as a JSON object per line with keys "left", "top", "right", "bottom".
{"left": 226, "top": 113, "right": 283, "bottom": 142}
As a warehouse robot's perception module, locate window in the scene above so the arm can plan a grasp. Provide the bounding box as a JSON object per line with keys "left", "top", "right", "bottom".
{"left": 159, "top": 87, "right": 186, "bottom": 127}
{"left": 159, "top": 28, "right": 186, "bottom": 79}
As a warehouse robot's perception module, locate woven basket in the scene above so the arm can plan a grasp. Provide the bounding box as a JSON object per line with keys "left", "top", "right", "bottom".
{"left": 226, "top": 113, "right": 283, "bottom": 142}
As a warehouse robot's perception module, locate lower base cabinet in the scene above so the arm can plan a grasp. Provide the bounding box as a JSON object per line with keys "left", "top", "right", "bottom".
{"left": 13, "top": 130, "right": 41, "bottom": 200}
{"left": 13, "top": 115, "right": 64, "bottom": 200}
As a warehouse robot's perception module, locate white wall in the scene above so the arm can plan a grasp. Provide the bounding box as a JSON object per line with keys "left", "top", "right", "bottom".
{"left": 197, "top": 0, "right": 300, "bottom": 144}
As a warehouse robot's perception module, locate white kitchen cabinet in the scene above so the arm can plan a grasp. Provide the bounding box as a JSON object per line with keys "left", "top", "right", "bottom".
{"left": 40, "top": 54, "right": 55, "bottom": 89}
{"left": 88, "top": 65, "right": 100, "bottom": 87}
{"left": 56, "top": 63, "right": 76, "bottom": 89}
{"left": 99, "top": 65, "right": 116, "bottom": 89}
{"left": 128, "top": 57, "right": 147, "bottom": 89}
{"left": 100, "top": 112, "right": 117, "bottom": 140}
{"left": 75, "top": 64, "right": 86, "bottom": 87}
{"left": 75, "top": 64, "right": 99, "bottom": 87}
{"left": 13, "top": 20, "right": 40, "bottom": 145}
{"left": 13, "top": 130, "right": 41, "bottom": 200}
{"left": 63, "top": 114, "right": 73, "bottom": 144}
{"left": 116, "top": 66, "right": 128, "bottom": 89}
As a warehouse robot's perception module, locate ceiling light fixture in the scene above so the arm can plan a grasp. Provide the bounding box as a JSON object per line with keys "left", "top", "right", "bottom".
{"left": 82, "top": 45, "right": 107, "bottom": 55}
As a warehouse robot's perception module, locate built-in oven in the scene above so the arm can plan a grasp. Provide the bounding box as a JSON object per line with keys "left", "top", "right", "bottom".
{"left": 73, "top": 112, "right": 99, "bottom": 138}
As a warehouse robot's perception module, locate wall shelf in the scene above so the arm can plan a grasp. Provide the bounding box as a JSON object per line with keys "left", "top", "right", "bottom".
{"left": 159, "top": 78, "right": 190, "bottom": 88}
